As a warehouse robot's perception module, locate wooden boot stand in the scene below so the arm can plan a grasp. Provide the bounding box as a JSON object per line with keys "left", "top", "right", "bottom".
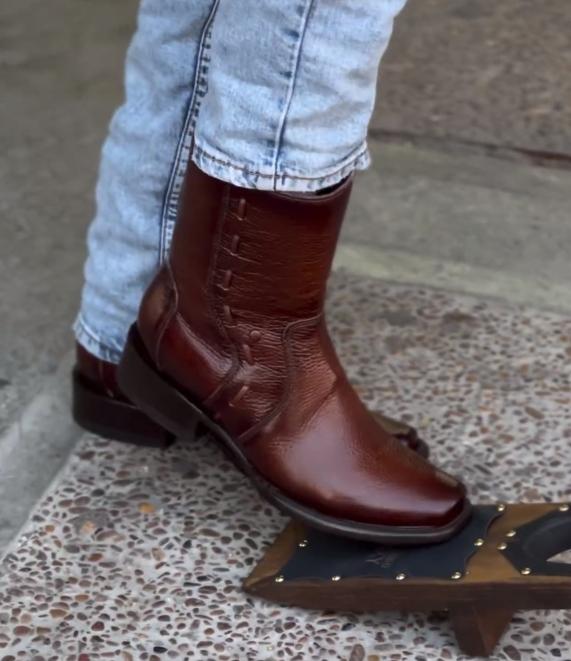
{"left": 245, "top": 504, "right": 571, "bottom": 657}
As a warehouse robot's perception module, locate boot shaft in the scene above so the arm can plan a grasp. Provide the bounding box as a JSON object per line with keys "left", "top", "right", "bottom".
{"left": 170, "top": 164, "right": 352, "bottom": 327}
{"left": 137, "top": 164, "right": 353, "bottom": 432}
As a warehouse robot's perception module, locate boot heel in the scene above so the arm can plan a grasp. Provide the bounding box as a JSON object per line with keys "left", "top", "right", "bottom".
{"left": 72, "top": 369, "right": 177, "bottom": 448}
{"left": 118, "top": 325, "right": 203, "bottom": 441}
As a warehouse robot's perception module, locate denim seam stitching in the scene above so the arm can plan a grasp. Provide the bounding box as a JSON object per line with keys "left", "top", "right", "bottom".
{"left": 158, "top": 0, "right": 220, "bottom": 263}
{"left": 270, "top": 0, "right": 316, "bottom": 190}
{"left": 193, "top": 141, "right": 369, "bottom": 182}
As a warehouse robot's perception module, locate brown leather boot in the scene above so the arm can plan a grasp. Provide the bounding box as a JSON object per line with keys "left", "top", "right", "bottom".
{"left": 72, "top": 344, "right": 175, "bottom": 447}
{"left": 73, "top": 343, "right": 428, "bottom": 455}
{"left": 118, "top": 164, "right": 470, "bottom": 543}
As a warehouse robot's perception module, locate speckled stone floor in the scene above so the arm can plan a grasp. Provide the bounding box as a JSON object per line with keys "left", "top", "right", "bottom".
{"left": 1, "top": 272, "right": 571, "bottom": 661}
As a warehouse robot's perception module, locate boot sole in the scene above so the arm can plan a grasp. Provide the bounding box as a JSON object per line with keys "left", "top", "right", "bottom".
{"left": 72, "top": 368, "right": 176, "bottom": 448}
{"left": 118, "top": 325, "right": 471, "bottom": 545}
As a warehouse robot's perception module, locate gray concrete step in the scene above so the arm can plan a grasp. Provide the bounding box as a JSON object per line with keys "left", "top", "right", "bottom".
{"left": 0, "top": 0, "right": 137, "bottom": 435}
{"left": 374, "top": 0, "right": 571, "bottom": 155}
{"left": 341, "top": 139, "right": 571, "bottom": 313}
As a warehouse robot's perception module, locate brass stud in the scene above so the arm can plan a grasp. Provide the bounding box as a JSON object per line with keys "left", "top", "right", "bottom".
{"left": 521, "top": 567, "right": 532, "bottom": 576}
{"left": 474, "top": 538, "right": 485, "bottom": 547}
{"left": 451, "top": 572, "right": 463, "bottom": 581}
{"left": 559, "top": 504, "right": 570, "bottom": 512}
{"left": 298, "top": 540, "right": 308, "bottom": 548}
{"left": 331, "top": 575, "right": 341, "bottom": 582}
{"left": 497, "top": 542, "right": 508, "bottom": 550}
{"left": 395, "top": 573, "right": 407, "bottom": 581}
{"left": 506, "top": 530, "right": 517, "bottom": 538}
{"left": 497, "top": 503, "right": 506, "bottom": 513}
{"left": 274, "top": 575, "right": 284, "bottom": 583}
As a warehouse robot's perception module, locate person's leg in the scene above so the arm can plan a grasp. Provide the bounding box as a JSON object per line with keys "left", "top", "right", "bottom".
{"left": 192, "top": 0, "right": 407, "bottom": 191}
{"left": 119, "top": 0, "right": 469, "bottom": 543}
{"left": 74, "top": 0, "right": 218, "bottom": 364}
{"left": 71, "top": 0, "right": 219, "bottom": 444}
{"left": 72, "top": 0, "right": 429, "bottom": 454}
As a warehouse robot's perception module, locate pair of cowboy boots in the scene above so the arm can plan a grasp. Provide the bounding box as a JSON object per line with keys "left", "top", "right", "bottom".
{"left": 73, "top": 164, "right": 470, "bottom": 544}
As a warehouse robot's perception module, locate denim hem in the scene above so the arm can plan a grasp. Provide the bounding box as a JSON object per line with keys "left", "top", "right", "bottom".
{"left": 73, "top": 315, "right": 123, "bottom": 364}
{"left": 191, "top": 140, "right": 371, "bottom": 192}
{"left": 158, "top": 0, "right": 220, "bottom": 262}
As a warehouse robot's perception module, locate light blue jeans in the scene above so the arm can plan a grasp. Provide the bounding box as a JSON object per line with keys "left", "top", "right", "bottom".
{"left": 75, "top": 0, "right": 407, "bottom": 362}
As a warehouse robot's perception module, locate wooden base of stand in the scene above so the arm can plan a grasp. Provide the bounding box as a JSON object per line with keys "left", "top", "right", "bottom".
{"left": 244, "top": 504, "right": 571, "bottom": 657}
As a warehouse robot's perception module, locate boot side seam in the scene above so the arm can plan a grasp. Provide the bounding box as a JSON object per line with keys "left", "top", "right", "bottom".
{"left": 153, "top": 262, "right": 179, "bottom": 371}
{"left": 237, "top": 311, "right": 323, "bottom": 445}
{"left": 203, "top": 184, "right": 241, "bottom": 408}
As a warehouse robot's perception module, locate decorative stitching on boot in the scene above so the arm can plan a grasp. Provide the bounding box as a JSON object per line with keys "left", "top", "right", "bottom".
{"left": 223, "top": 304, "right": 235, "bottom": 326}
{"left": 230, "top": 235, "right": 240, "bottom": 255}
{"left": 222, "top": 269, "right": 233, "bottom": 289}
{"left": 203, "top": 186, "right": 242, "bottom": 408}
{"left": 249, "top": 330, "right": 262, "bottom": 343}
{"left": 236, "top": 198, "right": 247, "bottom": 220}
{"left": 242, "top": 343, "right": 254, "bottom": 366}
{"left": 228, "top": 384, "right": 250, "bottom": 408}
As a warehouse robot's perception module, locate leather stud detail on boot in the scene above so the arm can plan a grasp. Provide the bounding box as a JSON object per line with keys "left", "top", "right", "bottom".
{"left": 236, "top": 198, "right": 247, "bottom": 220}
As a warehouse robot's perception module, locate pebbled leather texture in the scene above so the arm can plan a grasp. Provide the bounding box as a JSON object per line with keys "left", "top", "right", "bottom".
{"left": 137, "top": 164, "right": 468, "bottom": 528}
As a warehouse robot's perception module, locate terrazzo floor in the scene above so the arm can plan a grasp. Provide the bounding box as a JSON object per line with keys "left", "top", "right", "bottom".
{"left": 1, "top": 272, "right": 571, "bottom": 661}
